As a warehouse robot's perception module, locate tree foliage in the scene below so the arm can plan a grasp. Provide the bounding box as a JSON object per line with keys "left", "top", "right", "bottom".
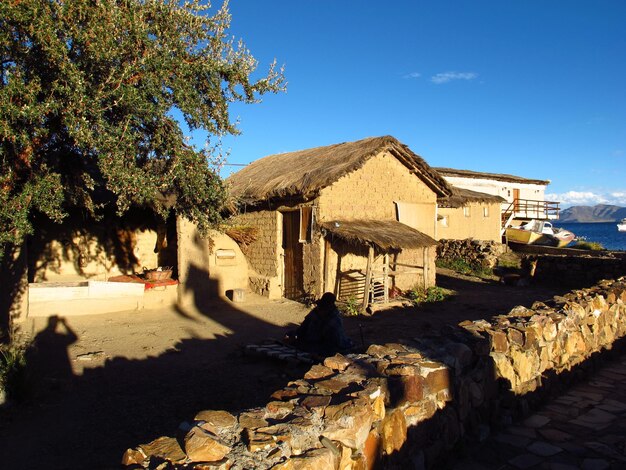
{"left": 0, "top": 0, "right": 285, "bottom": 256}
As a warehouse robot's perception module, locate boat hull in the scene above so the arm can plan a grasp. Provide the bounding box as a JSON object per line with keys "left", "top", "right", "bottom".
{"left": 505, "top": 227, "right": 575, "bottom": 247}
{"left": 505, "top": 227, "right": 544, "bottom": 245}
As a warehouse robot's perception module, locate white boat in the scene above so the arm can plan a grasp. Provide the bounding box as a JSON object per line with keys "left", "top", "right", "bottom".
{"left": 505, "top": 220, "right": 575, "bottom": 247}
{"left": 618, "top": 218, "right": 626, "bottom": 232}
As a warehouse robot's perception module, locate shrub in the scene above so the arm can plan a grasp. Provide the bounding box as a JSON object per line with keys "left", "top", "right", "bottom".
{"left": 340, "top": 296, "right": 362, "bottom": 316}
{"left": 408, "top": 286, "right": 453, "bottom": 305}
{"left": 436, "top": 257, "right": 493, "bottom": 278}
{"left": 570, "top": 241, "right": 605, "bottom": 251}
{"left": 0, "top": 333, "right": 31, "bottom": 403}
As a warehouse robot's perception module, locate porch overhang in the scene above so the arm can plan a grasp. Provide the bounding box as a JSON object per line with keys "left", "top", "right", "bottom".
{"left": 320, "top": 219, "right": 437, "bottom": 251}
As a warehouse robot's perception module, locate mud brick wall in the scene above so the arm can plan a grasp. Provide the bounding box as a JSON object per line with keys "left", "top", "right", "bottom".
{"left": 527, "top": 253, "right": 626, "bottom": 288}
{"left": 437, "top": 238, "right": 506, "bottom": 269}
{"left": 233, "top": 210, "right": 280, "bottom": 280}
{"left": 317, "top": 151, "right": 437, "bottom": 238}
{"left": 123, "top": 278, "right": 626, "bottom": 470}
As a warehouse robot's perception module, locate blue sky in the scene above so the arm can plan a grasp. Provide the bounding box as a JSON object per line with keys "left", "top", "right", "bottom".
{"left": 190, "top": 1, "right": 626, "bottom": 208}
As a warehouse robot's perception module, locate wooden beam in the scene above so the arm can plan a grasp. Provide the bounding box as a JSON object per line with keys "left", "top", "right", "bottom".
{"left": 323, "top": 238, "right": 331, "bottom": 294}
{"left": 362, "top": 245, "right": 374, "bottom": 310}
{"left": 423, "top": 247, "right": 429, "bottom": 290}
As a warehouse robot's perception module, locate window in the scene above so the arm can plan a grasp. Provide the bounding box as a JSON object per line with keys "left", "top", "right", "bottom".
{"left": 299, "top": 206, "right": 313, "bottom": 243}
{"left": 463, "top": 206, "right": 470, "bottom": 217}
{"left": 483, "top": 207, "right": 489, "bottom": 217}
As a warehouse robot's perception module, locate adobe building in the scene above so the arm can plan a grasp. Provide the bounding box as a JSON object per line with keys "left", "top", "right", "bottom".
{"left": 435, "top": 167, "right": 559, "bottom": 228}
{"left": 4, "top": 212, "right": 248, "bottom": 324}
{"left": 227, "top": 136, "right": 453, "bottom": 307}
{"left": 436, "top": 187, "right": 506, "bottom": 242}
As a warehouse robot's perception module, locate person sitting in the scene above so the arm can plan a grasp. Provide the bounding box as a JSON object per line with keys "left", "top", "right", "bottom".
{"left": 287, "top": 292, "right": 353, "bottom": 356}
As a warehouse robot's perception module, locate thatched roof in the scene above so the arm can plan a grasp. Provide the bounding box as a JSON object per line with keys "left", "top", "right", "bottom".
{"left": 228, "top": 136, "right": 453, "bottom": 204}
{"left": 438, "top": 187, "right": 506, "bottom": 208}
{"left": 320, "top": 219, "right": 437, "bottom": 251}
{"left": 435, "top": 167, "right": 550, "bottom": 186}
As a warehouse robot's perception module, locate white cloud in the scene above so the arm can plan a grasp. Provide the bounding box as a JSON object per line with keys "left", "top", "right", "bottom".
{"left": 403, "top": 72, "right": 421, "bottom": 79}
{"left": 431, "top": 71, "right": 478, "bottom": 84}
{"left": 546, "top": 190, "right": 626, "bottom": 207}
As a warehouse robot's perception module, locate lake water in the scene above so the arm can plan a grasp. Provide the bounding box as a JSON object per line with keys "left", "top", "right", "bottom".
{"left": 554, "top": 221, "right": 626, "bottom": 251}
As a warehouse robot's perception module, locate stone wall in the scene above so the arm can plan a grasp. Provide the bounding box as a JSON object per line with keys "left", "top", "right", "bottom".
{"left": 123, "top": 277, "right": 626, "bottom": 469}
{"left": 437, "top": 238, "right": 506, "bottom": 269}
{"left": 526, "top": 253, "right": 626, "bottom": 288}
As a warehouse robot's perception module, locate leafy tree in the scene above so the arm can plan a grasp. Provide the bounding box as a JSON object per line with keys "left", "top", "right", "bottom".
{"left": 0, "top": 0, "right": 285, "bottom": 258}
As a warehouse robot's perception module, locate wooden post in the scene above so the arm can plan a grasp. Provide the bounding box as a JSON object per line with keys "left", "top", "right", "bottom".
{"left": 423, "top": 246, "right": 429, "bottom": 290}
{"left": 323, "top": 238, "right": 331, "bottom": 294}
{"left": 362, "top": 245, "right": 374, "bottom": 310}
{"left": 383, "top": 253, "right": 389, "bottom": 304}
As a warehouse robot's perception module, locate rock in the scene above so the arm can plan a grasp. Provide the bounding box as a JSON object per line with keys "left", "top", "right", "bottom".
{"left": 492, "top": 352, "right": 516, "bottom": 386}
{"left": 315, "top": 377, "right": 349, "bottom": 394}
{"left": 388, "top": 375, "right": 424, "bottom": 406}
{"left": 304, "top": 364, "right": 334, "bottom": 380}
{"left": 324, "top": 354, "right": 352, "bottom": 371}
{"left": 244, "top": 429, "right": 279, "bottom": 453}
{"left": 322, "top": 400, "right": 374, "bottom": 449}
{"left": 267, "top": 401, "right": 296, "bottom": 416}
{"left": 507, "top": 328, "right": 524, "bottom": 347}
{"left": 271, "top": 388, "right": 300, "bottom": 401}
{"left": 239, "top": 409, "right": 269, "bottom": 429}
{"left": 384, "top": 364, "right": 418, "bottom": 376}
{"left": 184, "top": 426, "right": 231, "bottom": 462}
{"left": 362, "top": 430, "right": 380, "bottom": 469}
{"left": 194, "top": 410, "right": 237, "bottom": 434}
{"left": 421, "top": 364, "right": 450, "bottom": 395}
{"left": 192, "top": 459, "right": 232, "bottom": 470}
{"left": 381, "top": 409, "right": 407, "bottom": 455}
{"left": 138, "top": 436, "right": 186, "bottom": 464}
{"left": 121, "top": 447, "right": 146, "bottom": 466}
{"left": 301, "top": 395, "right": 332, "bottom": 413}
{"left": 405, "top": 399, "right": 437, "bottom": 423}
{"left": 273, "top": 448, "right": 337, "bottom": 470}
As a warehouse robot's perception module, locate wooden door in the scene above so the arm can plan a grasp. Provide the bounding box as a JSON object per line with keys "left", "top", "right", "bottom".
{"left": 513, "top": 188, "right": 520, "bottom": 212}
{"left": 282, "top": 211, "right": 304, "bottom": 300}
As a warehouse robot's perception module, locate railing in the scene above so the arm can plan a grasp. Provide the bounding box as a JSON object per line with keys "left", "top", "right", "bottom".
{"left": 501, "top": 198, "right": 560, "bottom": 230}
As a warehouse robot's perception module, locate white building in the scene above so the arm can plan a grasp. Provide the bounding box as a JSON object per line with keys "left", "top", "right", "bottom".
{"left": 435, "top": 168, "right": 559, "bottom": 229}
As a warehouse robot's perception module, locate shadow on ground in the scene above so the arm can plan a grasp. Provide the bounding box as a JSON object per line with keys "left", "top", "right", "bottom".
{"left": 0, "top": 270, "right": 570, "bottom": 469}
{"left": 0, "top": 278, "right": 306, "bottom": 470}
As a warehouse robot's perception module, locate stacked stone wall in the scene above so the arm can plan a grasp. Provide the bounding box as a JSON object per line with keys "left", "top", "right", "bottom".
{"left": 437, "top": 238, "right": 506, "bottom": 269}
{"left": 124, "top": 277, "right": 626, "bottom": 469}
{"left": 527, "top": 253, "right": 626, "bottom": 288}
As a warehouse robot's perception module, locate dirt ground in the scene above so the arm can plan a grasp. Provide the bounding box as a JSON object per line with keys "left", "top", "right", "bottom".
{"left": 0, "top": 269, "right": 568, "bottom": 470}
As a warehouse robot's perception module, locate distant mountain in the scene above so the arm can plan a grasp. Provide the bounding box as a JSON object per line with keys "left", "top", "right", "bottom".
{"left": 559, "top": 204, "right": 626, "bottom": 223}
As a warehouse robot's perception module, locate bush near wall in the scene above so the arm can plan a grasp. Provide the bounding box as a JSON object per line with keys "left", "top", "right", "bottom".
{"left": 123, "top": 277, "right": 626, "bottom": 469}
